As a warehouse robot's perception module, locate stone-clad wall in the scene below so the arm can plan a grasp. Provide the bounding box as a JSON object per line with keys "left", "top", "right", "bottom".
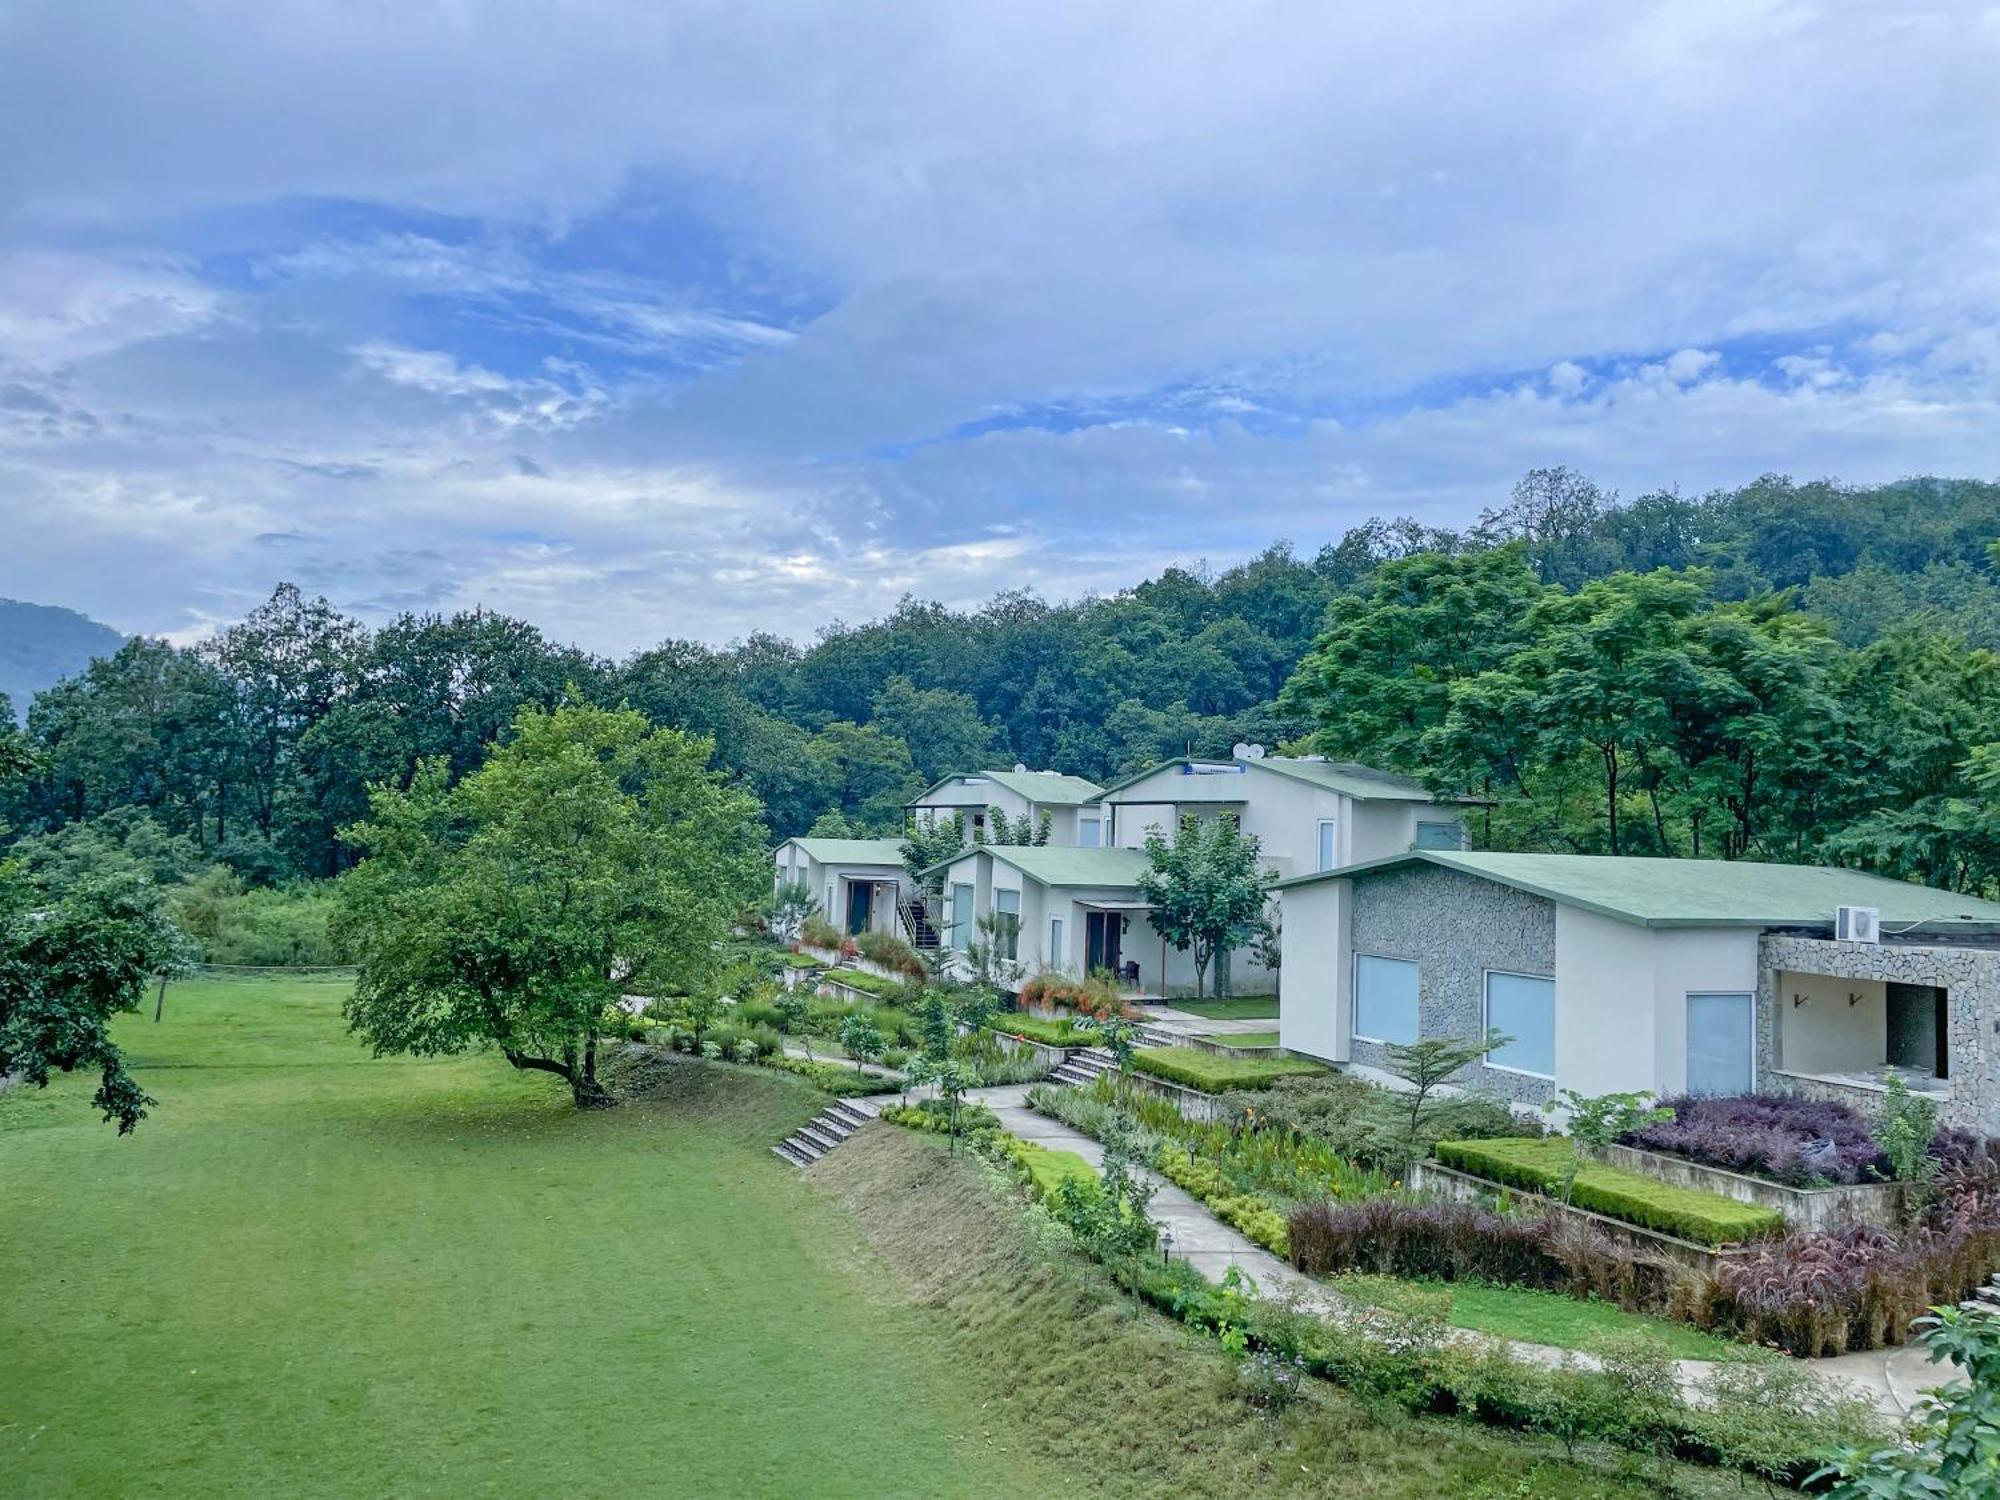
{"left": 1349, "top": 864, "right": 1558, "bottom": 1105}
{"left": 1758, "top": 934, "right": 2000, "bottom": 1134}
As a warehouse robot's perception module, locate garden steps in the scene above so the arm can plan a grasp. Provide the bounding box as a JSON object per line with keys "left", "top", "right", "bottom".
{"left": 1049, "top": 1046, "right": 1116, "bottom": 1088}
{"left": 772, "top": 1098, "right": 879, "bottom": 1168}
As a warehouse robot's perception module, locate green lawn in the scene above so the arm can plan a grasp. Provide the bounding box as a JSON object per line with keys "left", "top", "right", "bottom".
{"left": 1164, "top": 995, "right": 1280, "bottom": 1021}
{"left": 1223, "top": 1031, "right": 1281, "bottom": 1048}
{"left": 1332, "top": 1275, "right": 1772, "bottom": 1363}
{"left": 0, "top": 977, "right": 1051, "bottom": 1498}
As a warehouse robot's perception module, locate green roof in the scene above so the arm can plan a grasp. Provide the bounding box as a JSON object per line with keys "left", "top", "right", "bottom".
{"left": 781, "top": 837, "right": 907, "bottom": 866}
{"left": 909, "top": 769, "right": 1105, "bottom": 807}
{"left": 1091, "top": 756, "right": 1443, "bottom": 803}
{"left": 1275, "top": 851, "right": 2000, "bottom": 931}
{"left": 918, "top": 844, "right": 1152, "bottom": 889}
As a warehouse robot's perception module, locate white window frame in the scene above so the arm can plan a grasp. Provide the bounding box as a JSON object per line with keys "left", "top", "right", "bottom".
{"left": 1316, "top": 818, "right": 1338, "bottom": 872}
{"left": 1049, "top": 916, "right": 1064, "bottom": 966}
{"left": 1481, "top": 968, "right": 1556, "bottom": 1080}
{"left": 1415, "top": 819, "right": 1468, "bottom": 851}
{"left": 1352, "top": 953, "right": 1420, "bottom": 1045}
{"left": 950, "top": 881, "right": 975, "bottom": 951}
{"left": 1078, "top": 814, "right": 1102, "bottom": 848}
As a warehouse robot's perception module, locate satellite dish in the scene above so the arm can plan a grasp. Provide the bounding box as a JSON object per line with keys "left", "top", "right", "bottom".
{"left": 1013, "top": 762, "right": 1028, "bottom": 774}
{"left": 1231, "top": 743, "right": 1250, "bottom": 760}
{"left": 1247, "top": 744, "right": 1266, "bottom": 759}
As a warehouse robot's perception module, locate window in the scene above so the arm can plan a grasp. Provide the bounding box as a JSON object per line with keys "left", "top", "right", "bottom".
{"left": 1049, "top": 917, "right": 1064, "bottom": 965}
{"left": 950, "top": 882, "right": 975, "bottom": 950}
{"left": 994, "top": 888, "right": 1021, "bottom": 960}
{"left": 1484, "top": 971, "right": 1555, "bottom": 1077}
{"left": 1317, "top": 819, "right": 1337, "bottom": 872}
{"left": 1415, "top": 820, "right": 1466, "bottom": 851}
{"left": 1079, "top": 815, "right": 1102, "bottom": 848}
{"left": 1686, "top": 993, "right": 1754, "bottom": 1095}
{"left": 1354, "top": 955, "right": 1419, "bottom": 1044}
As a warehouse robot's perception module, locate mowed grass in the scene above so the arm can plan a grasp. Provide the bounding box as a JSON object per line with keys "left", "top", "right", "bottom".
{"left": 1332, "top": 1275, "right": 1773, "bottom": 1363}
{"left": 1163, "top": 995, "right": 1280, "bottom": 1021}
{"left": 0, "top": 977, "right": 1052, "bottom": 1498}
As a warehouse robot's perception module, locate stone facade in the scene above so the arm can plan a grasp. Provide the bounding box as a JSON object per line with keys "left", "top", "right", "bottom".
{"left": 1757, "top": 933, "right": 2000, "bottom": 1134}
{"left": 1349, "top": 864, "right": 1558, "bottom": 1105}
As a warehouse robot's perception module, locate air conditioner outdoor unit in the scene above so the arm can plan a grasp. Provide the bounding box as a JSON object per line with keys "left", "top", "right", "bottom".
{"left": 1836, "top": 905, "right": 1880, "bottom": 944}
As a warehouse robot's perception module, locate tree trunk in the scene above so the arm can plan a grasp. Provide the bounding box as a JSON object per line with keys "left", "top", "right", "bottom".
{"left": 1602, "top": 744, "right": 1620, "bottom": 855}
{"left": 501, "top": 1045, "right": 615, "bottom": 1109}
{"left": 154, "top": 975, "right": 169, "bottom": 1022}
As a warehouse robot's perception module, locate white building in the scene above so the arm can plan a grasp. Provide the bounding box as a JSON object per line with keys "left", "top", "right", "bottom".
{"left": 920, "top": 753, "right": 1472, "bottom": 997}
{"left": 1275, "top": 850, "right": 2000, "bottom": 1128}
{"left": 771, "top": 836, "right": 908, "bottom": 937}
{"left": 907, "top": 769, "right": 1105, "bottom": 845}
{"left": 1094, "top": 755, "right": 1472, "bottom": 877}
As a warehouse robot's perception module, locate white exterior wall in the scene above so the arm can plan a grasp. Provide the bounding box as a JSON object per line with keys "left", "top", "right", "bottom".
{"left": 1276, "top": 881, "right": 1350, "bottom": 1062}
{"left": 1774, "top": 970, "right": 1889, "bottom": 1076}
{"left": 1553, "top": 905, "right": 1659, "bottom": 1096}
{"left": 1649, "top": 927, "right": 1761, "bottom": 1095}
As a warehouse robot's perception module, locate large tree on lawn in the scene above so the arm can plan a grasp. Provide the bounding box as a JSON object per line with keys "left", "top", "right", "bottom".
{"left": 333, "top": 701, "right": 765, "bottom": 1108}
{"left": 1137, "top": 814, "right": 1272, "bottom": 999}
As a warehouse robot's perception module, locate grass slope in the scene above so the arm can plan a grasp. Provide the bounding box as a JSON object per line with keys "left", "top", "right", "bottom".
{"left": 1163, "top": 995, "right": 1280, "bottom": 1021}
{"left": 0, "top": 977, "right": 1050, "bottom": 1498}
{"left": 812, "top": 1127, "right": 1749, "bottom": 1499}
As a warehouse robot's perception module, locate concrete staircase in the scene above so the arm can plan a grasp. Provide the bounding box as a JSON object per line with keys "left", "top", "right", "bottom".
{"left": 772, "top": 1098, "right": 879, "bottom": 1167}
{"left": 1959, "top": 1274, "right": 2000, "bottom": 1316}
{"left": 1132, "top": 1022, "right": 1183, "bottom": 1049}
{"left": 1049, "top": 1046, "right": 1116, "bottom": 1089}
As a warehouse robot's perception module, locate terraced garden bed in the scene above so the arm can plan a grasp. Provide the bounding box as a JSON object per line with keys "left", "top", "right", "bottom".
{"left": 1131, "top": 1045, "right": 1325, "bottom": 1094}
{"left": 1433, "top": 1137, "right": 1784, "bottom": 1248}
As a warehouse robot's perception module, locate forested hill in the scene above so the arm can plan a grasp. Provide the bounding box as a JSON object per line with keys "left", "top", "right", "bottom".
{"left": 4, "top": 469, "right": 2000, "bottom": 892}
{"left": 0, "top": 598, "right": 123, "bottom": 723}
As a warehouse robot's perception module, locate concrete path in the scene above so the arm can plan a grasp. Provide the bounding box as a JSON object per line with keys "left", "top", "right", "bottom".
{"left": 781, "top": 1041, "right": 904, "bottom": 1081}
{"left": 1134, "top": 1005, "right": 1280, "bottom": 1039}
{"left": 952, "top": 1081, "right": 1928, "bottom": 1420}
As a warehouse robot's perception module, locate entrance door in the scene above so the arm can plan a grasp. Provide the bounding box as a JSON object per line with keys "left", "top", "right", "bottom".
{"left": 845, "top": 881, "right": 872, "bottom": 935}
{"left": 1084, "top": 911, "right": 1122, "bottom": 977}
{"left": 1686, "top": 993, "right": 1754, "bottom": 1095}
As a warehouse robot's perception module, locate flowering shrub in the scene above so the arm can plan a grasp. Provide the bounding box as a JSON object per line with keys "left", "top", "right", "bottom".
{"left": 1016, "top": 970, "right": 1132, "bottom": 1019}
{"left": 1622, "top": 1093, "right": 1889, "bottom": 1186}
{"left": 1236, "top": 1348, "right": 1309, "bottom": 1414}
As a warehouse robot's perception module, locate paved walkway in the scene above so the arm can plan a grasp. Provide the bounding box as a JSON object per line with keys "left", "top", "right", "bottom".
{"left": 947, "top": 1082, "right": 1927, "bottom": 1420}
{"left": 1135, "top": 1005, "right": 1280, "bottom": 1039}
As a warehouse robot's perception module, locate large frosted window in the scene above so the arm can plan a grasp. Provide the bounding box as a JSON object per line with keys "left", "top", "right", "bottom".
{"left": 1078, "top": 815, "right": 1102, "bottom": 848}
{"left": 994, "top": 888, "right": 1021, "bottom": 960}
{"left": 1415, "top": 820, "right": 1465, "bottom": 850}
{"left": 1317, "top": 819, "right": 1337, "bottom": 872}
{"left": 1686, "top": 993, "right": 1753, "bottom": 1095}
{"left": 1353, "top": 955, "right": 1419, "bottom": 1044}
{"left": 1049, "top": 917, "right": 1064, "bottom": 966}
{"left": 1485, "top": 971, "right": 1555, "bottom": 1077}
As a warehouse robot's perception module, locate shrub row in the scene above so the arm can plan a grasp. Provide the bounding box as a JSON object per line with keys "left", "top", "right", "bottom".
{"left": 1016, "top": 970, "right": 1132, "bottom": 1019}
{"left": 1130, "top": 1045, "right": 1326, "bottom": 1094}
{"left": 1435, "top": 1136, "right": 1784, "bottom": 1246}
{"left": 1622, "top": 1092, "right": 1890, "bottom": 1186}
{"left": 1155, "top": 1145, "right": 1290, "bottom": 1257}
{"left": 760, "top": 1054, "right": 903, "bottom": 1097}
{"left": 855, "top": 929, "right": 928, "bottom": 980}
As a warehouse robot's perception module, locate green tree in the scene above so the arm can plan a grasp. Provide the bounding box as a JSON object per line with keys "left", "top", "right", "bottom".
{"left": 333, "top": 701, "right": 764, "bottom": 1109}
{"left": 1362, "top": 1033, "right": 1509, "bottom": 1172}
{"left": 870, "top": 675, "right": 997, "bottom": 782}
{"left": 0, "top": 869, "right": 194, "bottom": 1132}
{"left": 838, "top": 1011, "right": 887, "bottom": 1069}
{"left": 807, "top": 720, "right": 921, "bottom": 832}
{"left": 1137, "top": 815, "right": 1272, "bottom": 999}
{"left": 901, "top": 811, "right": 966, "bottom": 887}
{"left": 1817, "top": 1305, "right": 2000, "bottom": 1496}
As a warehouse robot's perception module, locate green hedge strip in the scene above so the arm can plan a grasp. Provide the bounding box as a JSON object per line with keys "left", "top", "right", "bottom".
{"left": 1131, "top": 1046, "right": 1326, "bottom": 1094}
{"left": 1434, "top": 1137, "right": 1784, "bottom": 1247}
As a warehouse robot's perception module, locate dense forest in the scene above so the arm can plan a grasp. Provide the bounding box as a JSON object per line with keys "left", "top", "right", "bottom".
{"left": 5, "top": 469, "right": 2000, "bottom": 924}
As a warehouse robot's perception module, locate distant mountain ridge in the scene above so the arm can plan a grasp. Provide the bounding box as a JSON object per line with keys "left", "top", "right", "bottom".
{"left": 0, "top": 598, "right": 124, "bottom": 721}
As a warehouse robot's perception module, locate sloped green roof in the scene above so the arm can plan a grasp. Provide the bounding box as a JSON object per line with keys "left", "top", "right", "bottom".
{"left": 781, "top": 837, "right": 907, "bottom": 866}
{"left": 1275, "top": 851, "right": 2000, "bottom": 931}
{"left": 919, "top": 844, "right": 1152, "bottom": 889}
{"left": 1091, "top": 756, "right": 1444, "bottom": 803}
{"left": 909, "top": 769, "right": 1105, "bottom": 807}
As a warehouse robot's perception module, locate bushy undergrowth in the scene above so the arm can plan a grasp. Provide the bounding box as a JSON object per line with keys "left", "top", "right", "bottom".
{"left": 1222, "top": 1074, "right": 1535, "bottom": 1170}
{"left": 853, "top": 929, "right": 928, "bottom": 979}
{"left": 1016, "top": 970, "right": 1133, "bottom": 1018}
{"left": 761, "top": 1054, "right": 905, "bottom": 1097}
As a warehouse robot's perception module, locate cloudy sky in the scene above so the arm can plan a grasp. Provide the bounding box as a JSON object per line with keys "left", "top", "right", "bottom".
{"left": 1, "top": 2, "right": 1996, "bottom": 654}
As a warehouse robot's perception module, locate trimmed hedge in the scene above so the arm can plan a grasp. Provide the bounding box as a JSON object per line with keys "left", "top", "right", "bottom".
{"left": 1434, "top": 1137, "right": 1784, "bottom": 1247}
{"left": 988, "top": 1013, "right": 1092, "bottom": 1048}
{"left": 820, "top": 967, "right": 905, "bottom": 999}
{"left": 1131, "top": 1046, "right": 1325, "bottom": 1094}
{"left": 1006, "top": 1139, "right": 1101, "bottom": 1202}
